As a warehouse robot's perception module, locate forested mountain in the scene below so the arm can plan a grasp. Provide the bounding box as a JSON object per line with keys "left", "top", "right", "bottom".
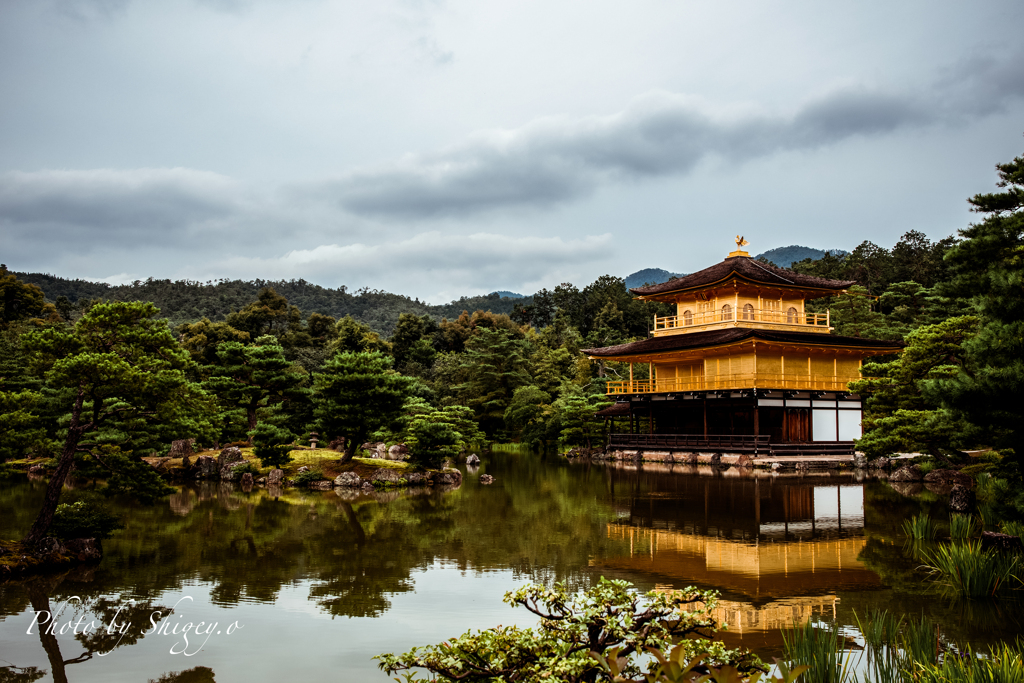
{"left": 754, "top": 245, "right": 847, "bottom": 267}
{"left": 623, "top": 268, "right": 683, "bottom": 289}
{"left": 13, "top": 272, "right": 527, "bottom": 336}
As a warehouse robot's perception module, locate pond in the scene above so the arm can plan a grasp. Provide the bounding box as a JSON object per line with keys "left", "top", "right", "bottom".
{"left": 1, "top": 451, "right": 1021, "bottom": 682}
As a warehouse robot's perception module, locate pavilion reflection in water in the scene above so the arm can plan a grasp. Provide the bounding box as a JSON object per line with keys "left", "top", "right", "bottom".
{"left": 590, "top": 473, "right": 881, "bottom": 649}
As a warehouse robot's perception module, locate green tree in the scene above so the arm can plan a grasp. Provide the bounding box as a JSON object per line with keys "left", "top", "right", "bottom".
{"left": 176, "top": 317, "right": 251, "bottom": 364}
{"left": 0, "top": 265, "right": 53, "bottom": 326}
{"left": 20, "top": 301, "right": 210, "bottom": 544}
{"left": 406, "top": 410, "right": 463, "bottom": 469}
{"left": 376, "top": 578, "right": 751, "bottom": 683}
{"left": 249, "top": 422, "right": 295, "bottom": 469}
{"left": 203, "top": 335, "right": 310, "bottom": 441}
{"left": 331, "top": 315, "right": 391, "bottom": 354}
{"left": 312, "top": 351, "right": 413, "bottom": 462}
{"left": 557, "top": 388, "right": 613, "bottom": 450}
{"left": 503, "top": 385, "right": 553, "bottom": 445}
{"left": 851, "top": 316, "right": 979, "bottom": 462}
{"left": 225, "top": 287, "right": 302, "bottom": 338}
{"left": 457, "top": 328, "right": 532, "bottom": 437}
{"left": 936, "top": 146, "right": 1024, "bottom": 474}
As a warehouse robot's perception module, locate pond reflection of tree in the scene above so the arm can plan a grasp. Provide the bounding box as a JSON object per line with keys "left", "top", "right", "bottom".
{"left": 0, "top": 568, "right": 174, "bottom": 683}
{"left": 1, "top": 457, "right": 626, "bottom": 625}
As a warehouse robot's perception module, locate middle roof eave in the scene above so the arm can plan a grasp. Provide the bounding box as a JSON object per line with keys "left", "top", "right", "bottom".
{"left": 583, "top": 328, "right": 903, "bottom": 358}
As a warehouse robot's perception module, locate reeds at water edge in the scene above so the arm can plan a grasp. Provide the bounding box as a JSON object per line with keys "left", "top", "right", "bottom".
{"left": 795, "top": 610, "right": 1024, "bottom": 683}
{"left": 922, "top": 540, "right": 1021, "bottom": 598}
{"left": 949, "top": 514, "right": 980, "bottom": 541}
{"left": 903, "top": 513, "right": 938, "bottom": 541}
{"left": 781, "top": 620, "right": 856, "bottom": 683}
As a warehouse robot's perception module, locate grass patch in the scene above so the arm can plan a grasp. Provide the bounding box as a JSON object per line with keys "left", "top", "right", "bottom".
{"left": 922, "top": 540, "right": 1021, "bottom": 598}
{"left": 782, "top": 620, "right": 856, "bottom": 683}
{"left": 903, "top": 513, "right": 938, "bottom": 541}
{"left": 1001, "top": 520, "right": 1024, "bottom": 537}
{"left": 352, "top": 457, "right": 411, "bottom": 470}
{"left": 916, "top": 642, "right": 1024, "bottom": 683}
{"left": 949, "top": 514, "right": 979, "bottom": 541}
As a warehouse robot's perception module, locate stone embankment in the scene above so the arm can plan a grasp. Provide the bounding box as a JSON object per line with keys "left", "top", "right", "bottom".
{"left": 182, "top": 446, "right": 463, "bottom": 493}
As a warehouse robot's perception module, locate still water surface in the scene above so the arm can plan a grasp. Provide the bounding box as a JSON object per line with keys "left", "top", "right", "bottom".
{"left": 1, "top": 451, "right": 1020, "bottom": 682}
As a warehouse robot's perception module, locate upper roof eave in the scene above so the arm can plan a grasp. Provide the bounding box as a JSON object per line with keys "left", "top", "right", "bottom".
{"left": 630, "top": 256, "right": 856, "bottom": 298}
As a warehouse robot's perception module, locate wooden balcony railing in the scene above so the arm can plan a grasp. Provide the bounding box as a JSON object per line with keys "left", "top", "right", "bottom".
{"left": 654, "top": 307, "right": 830, "bottom": 331}
{"left": 605, "top": 373, "right": 859, "bottom": 395}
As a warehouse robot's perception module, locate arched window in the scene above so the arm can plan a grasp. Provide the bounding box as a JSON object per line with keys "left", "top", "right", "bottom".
{"left": 787, "top": 306, "right": 798, "bottom": 323}
{"left": 721, "top": 304, "right": 733, "bottom": 321}
{"left": 742, "top": 303, "right": 754, "bottom": 320}
{"left": 682, "top": 309, "right": 693, "bottom": 326}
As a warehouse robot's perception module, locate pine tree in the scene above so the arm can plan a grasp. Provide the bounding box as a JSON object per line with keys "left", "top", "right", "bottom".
{"left": 21, "top": 301, "right": 211, "bottom": 544}
{"left": 936, "top": 146, "right": 1024, "bottom": 474}
{"left": 203, "top": 335, "right": 310, "bottom": 441}
{"left": 312, "top": 351, "right": 413, "bottom": 462}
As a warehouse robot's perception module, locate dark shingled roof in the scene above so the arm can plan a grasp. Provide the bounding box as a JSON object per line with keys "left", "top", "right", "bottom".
{"left": 584, "top": 327, "right": 902, "bottom": 357}
{"left": 595, "top": 402, "right": 631, "bottom": 417}
{"left": 631, "top": 255, "right": 856, "bottom": 296}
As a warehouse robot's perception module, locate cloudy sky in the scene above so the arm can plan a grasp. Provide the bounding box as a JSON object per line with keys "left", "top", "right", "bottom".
{"left": 2, "top": 0, "right": 1023, "bottom": 302}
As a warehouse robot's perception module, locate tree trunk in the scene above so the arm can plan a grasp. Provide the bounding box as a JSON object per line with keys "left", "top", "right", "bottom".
{"left": 339, "top": 436, "right": 358, "bottom": 464}
{"left": 25, "top": 391, "right": 85, "bottom": 546}
{"left": 28, "top": 582, "right": 70, "bottom": 683}
{"left": 246, "top": 406, "right": 258, "bottom": 444}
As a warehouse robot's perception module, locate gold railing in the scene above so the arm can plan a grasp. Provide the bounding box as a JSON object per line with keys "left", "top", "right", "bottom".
{"left": 605, "top": 373, "right": 858, "bottom": 395}
{"left": 654, "top": 307, "right": 829, "bottom": 331}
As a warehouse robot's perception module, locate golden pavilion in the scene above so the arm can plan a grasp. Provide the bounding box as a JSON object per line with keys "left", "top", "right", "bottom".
{"left": 583, "top": 239, "right": 902, "bottom": 455}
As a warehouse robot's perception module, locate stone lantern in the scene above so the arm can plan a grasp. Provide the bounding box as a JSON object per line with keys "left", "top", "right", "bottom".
{"left": 309, "top": 432, "right": 319, "bottom": 449}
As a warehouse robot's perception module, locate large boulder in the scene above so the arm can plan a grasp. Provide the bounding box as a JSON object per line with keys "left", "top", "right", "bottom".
{"left": 430, "top": 468, "right": 463, "bottom": 487}
{"left": 868, "top": 457, "right": 891, "bottom": 470}
{"left": 217, "top": 447, "right": 245, "bottom": 480}
{"left": 949, "top": 483, "right": 976, "bottom": 513}
{"left": 267, "top": 468, "right": 285, "bottom": 485}
{"left": 853, "top": 452, "right": 868, "bottom": 468}
{"left": 890, "top": 465, "right": 924, "bottom": 482}
{"left": 371, "top": 468, "right": 404, "bottom": 485}
{"left": 387, "top": 443, "right": 409, "bottom": 461}
{"left": 980, "top": 531, "right": 1024, "bottom": 553}
{"left": 479, "top": 474, "right": 495, "bottom": 485}
{"left": 924, "top": 469, "right": 973, "bottom": 487}
{"left": 466, "top": 453, "right": 481, "bottom": 466}
{"left": 169, "top": 438, "right": 196, "bottom": 459}
{"left": 736, "top": 454, "right": 754, "bottom": 468}
{"left": 217, "top": 446, "right": 244, "bottom": 468}
{"left": 405, "top": 472, "right": 426, "bottom": 485}
{"left": 240, "top": 472, "right": 254, "bottom": 490}
{"left": 195, "top": 456, "right": 218, "bottom": 479}
{"left": 334, "top": 472, "right": 363, "bottom": 488}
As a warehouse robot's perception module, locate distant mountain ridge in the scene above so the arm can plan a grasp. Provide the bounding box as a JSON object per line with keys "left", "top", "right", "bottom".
{"left": 624, "top": 268, "right": 683, "bottom": 289}
{"left": 490, "top": 290, "right": 525, "bottom": 299}
{"left": 754, "top": 245, "right": 847, "bottom": 268}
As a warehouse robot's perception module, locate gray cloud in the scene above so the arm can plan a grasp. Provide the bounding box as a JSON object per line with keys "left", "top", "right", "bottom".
{"left": 191, "top": 232, "right": 614, "bottom": 302}
{"left": 325, "top": 52, "right": 1024, "bottom": 220}
{"left": 0, "top": 168, "right": 251, "bottom": 245}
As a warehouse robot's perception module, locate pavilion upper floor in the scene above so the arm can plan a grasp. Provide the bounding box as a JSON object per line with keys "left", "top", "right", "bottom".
{"left": 631, "top": 251, "right": 857, "bottom": 338}
{"left": 584, "top": 328, "right": 902, "bottom": 396}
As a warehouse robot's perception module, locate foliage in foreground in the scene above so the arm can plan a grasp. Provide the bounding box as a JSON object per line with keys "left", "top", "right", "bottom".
{"left": 376, "top": 578, "right": 757, "bottom": 683}
{"left": 921, "top": 540, "right": 1022, "bottom": 598}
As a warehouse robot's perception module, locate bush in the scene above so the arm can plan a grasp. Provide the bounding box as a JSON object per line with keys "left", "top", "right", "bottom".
{"left": 232, "top": 461, "right": 260, "bottom": 476}
{"left": 376, "top": 578, "right": 757, "bottom": 682}
{"left": 50, "top": 498, "right": 124, "bottom": 540}
{"left": 249, "top": 423, "right": 294, "bottom": 470}
{"left": 293, "top": 468, "right": 325, "bottom": 486}
{"left": 923, "top": 540, "right": 1021, "bottom": 598}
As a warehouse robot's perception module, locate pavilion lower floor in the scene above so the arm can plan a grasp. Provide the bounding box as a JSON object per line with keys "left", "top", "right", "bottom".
{"left": 602, "top": 389, "right": 862, "bottom": 455}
